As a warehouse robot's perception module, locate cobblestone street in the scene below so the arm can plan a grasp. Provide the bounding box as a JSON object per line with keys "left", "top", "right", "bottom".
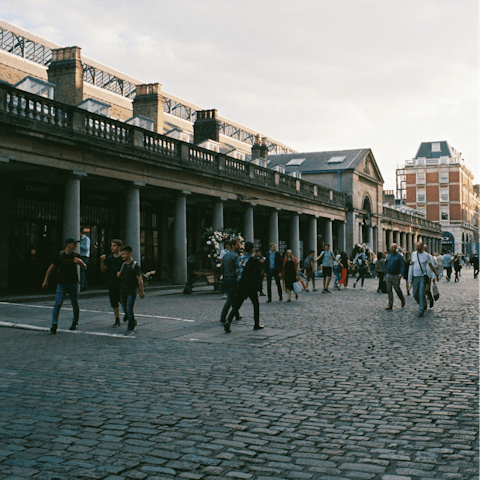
{"left": 0, "top": 271, "right": 478, "bottom": 480}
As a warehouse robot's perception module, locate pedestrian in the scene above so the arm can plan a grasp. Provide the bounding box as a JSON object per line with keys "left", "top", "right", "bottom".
{"left": 435, "top": 252, "right": 444, "bottom": 277}
{"left": 443, "top": 251, "right": 453, "bottom": 281}
{"left": 118, "top": 245, "right": 145, "bottom": 336}
{"left": 465, "top": 254, "right": 470, "bottom": 269}
{"left": 337, "top": 251, "right": 351, "bottom": 289}
{"left": 254, "top": 249, "right": 266, "bottom": 296}
{"left": 303, "top": 250, "right": 317, "bottom": 292}
{"left": 42, "top": 237, "right": 87, "bottom": 334}
{"left": 369, "top": 252, "right": 377, "bottom": 278}
{"left": 403, "top": 251, "right": 411, "bottom": 295}
{"left": 283, "top": 249, "right": 300, "bottom": 301}
{"left": 316, "top": 243, "right": 335, "bottom": 292}
{"left": 100, "top": 239, "right": 124, "bottom": 327}
{"left": 384, "top": 243, "right": 405, "bottom": 310}
{"left": 333, "top": 250, "right": 342, "bottom": 289}
{"left": 352, "top": 247, "right": 368, "bottom": 289}
{"left": 408, "top": 241, "right": 438, "bottom": 317}
{"left": 79, "top": 228, "right": 91, "bottom": 291}
{"left": 224, "top": 242, "right": 264, "bottom": 333}
{"left": 423, "top": 245, "right": 435, "bottom": 309}
{"left": 472, "top": 254, "right": 479, "bottom": 278}
{"left": 375, "top": 252, "right": 386, "bottom": 293}
{"left": 219, "top": 242, "right": 231, "bottom": 299}
{"left": 219, "top": 238, "right": 242, "bottom": 323}
{"left": 264, "top": 242, "right": 283, "bottom": 302}
{"left": 453, "top": 254, "right": 462, "bottom": 282}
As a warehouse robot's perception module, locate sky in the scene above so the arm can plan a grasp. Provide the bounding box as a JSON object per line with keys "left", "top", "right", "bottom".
{"left": 1, "top": 0, "right": 478, "bottom": 190}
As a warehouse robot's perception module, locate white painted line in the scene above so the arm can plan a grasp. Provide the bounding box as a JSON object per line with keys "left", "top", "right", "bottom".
{"left": 0, "top": 301, "right": 195, "bottom": 322}
{"left": 0, "top": 321, "right": 134, "bottom": 338}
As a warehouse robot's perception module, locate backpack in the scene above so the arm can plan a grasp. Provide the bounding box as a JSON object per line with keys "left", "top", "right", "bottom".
{"left": 356, "top": 254, "right": 365, "bottom": 267}
{"left": 304, "top": 256, "right": 313, "bottom": 270}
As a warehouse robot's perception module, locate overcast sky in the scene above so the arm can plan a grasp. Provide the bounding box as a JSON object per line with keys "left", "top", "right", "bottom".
{"left": 1, "top": 0, "right": 478, "bottom": 190}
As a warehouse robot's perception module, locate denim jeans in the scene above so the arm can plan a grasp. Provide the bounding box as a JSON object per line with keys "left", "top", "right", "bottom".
{"left": 411, "top": 276, "right": 426, "bottom": 314}
{"left": 120, "top": 295, "right": 137, "bottom": 330}
{"left": 52, "top": 283, "right": 79, "bottom": 326}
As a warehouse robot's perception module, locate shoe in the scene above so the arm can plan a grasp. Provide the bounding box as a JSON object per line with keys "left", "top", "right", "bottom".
{"left": 360, "top": 287, "right": 364, "bottom": 290}
{"left": 401, "top": 299, "right": 406, "bottom": 308}
{"left": 125, "top": 330, "right": 135, "bottom": 336}
{"left": 295, "top": 293, "right": 298, "bottom": 300}
{"left": 224, "top": 322, "right": 231, "bottom": 333}
{"left": 50, "top": 324, "right": 57, "bottom": 334}
{"left": 236, "top": 315, "right": 243, "bottom": 320}
{"left": 112, "top": 321, "right": 121, "bottom": 328}
{"left": 335, "top": 285, "right": 340, "bottom": 290}
{"left": 385, "top": 306, "right": 392, "bottom": 310}
{"left": 123, "top": 316, "right": 127, "bottom": 322}
{"left": 259, "top": 292, "right": 266, "bottom": 297}
{"left": 69, "top": 322, "right": 78, "bottom": 331}
{"left": 407, "top": 291, "right": 411, "bottom": 296}
{"left": 312, "top": 288, "right": 318, "bottom": 292}
{"left": 305, "top": 289, "right": 310, "bottom": 292}
{"left": 419, "top": 312, "right": 425, "bottom": 317}
{"left": 286, "top": 299, "right": 291, "bottom": 302}
{"left": 253, "top": 324, "right": 264, "bottom": 330}
{"left": 266, "top": 299, "right": 272, "bottom": 303}
{"left": 321, "top": 289, "right": 326, "bottom": 293}
{"left": 325, "top": 289, "right": 331, "bottom": 293}
{"left": 344, "top": 286, "right": 349, "bottom": 289}
{"left": 279, "top": 297, "right": 283, "bottom": 301}
{"left": 222, "top": 294, "right": 227, "bottom": 299}
{"left": 353, "top": 283, "right": 356, "bottom": 288}
{"left": 429, "top": 298, "right": 434, "bottom": 308}
{"left": 220, "top": 319, "right": 226, "bottom": 323}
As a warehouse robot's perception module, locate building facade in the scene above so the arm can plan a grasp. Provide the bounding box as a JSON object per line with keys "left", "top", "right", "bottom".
{"left": 397, "top": 141, "right": 479, "bottom": 254}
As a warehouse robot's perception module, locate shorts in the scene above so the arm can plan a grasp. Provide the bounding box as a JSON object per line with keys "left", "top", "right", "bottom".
{"left": 322, "top": 266, "right": 332, "bottom": 277}
{"left": 108, "top": 286, "right": 121, "bottom": 308}
{"left": 306, "top": 270, "right": 315, "bottom": 281}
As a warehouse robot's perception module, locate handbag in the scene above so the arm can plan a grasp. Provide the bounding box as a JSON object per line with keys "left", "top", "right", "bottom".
{"left": 432, "top": 280, "right": 440, "bottom": 301}
{"left": 293, "top": 280, "right": 304, "bottom": 294}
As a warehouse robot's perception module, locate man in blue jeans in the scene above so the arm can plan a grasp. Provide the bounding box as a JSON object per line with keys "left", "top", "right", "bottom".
{"left": 42, "top": 237, "right": 87, "bottom": 334}
{"left": 118, "top": 245, "right": 145, "bottom": 336}
{"left": 220, "top": 238, "right": 242, "bottom": 324}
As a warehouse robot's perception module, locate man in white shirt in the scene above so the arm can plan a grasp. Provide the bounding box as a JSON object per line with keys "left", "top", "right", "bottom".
{"left": 408, "top": 241, "right": 438, "bottom": 317}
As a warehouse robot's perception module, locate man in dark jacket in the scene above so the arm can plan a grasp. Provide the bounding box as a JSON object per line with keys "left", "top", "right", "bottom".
{"left": 264, "top": 242, "right": 283, "bottom": 302}
{"left": 224, "top": 242, "right": 264, "bottom": 333}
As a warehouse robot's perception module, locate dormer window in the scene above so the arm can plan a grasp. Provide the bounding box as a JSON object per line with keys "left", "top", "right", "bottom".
{"left": 126, "top": 115, "right": 155, "bottom": 132}
{"left": 77, "top": 98, "right": 110, "bottom": 117}
{"left": 286, "top": 158, "right": 305, "bottom": 166}
{"left": 14, "top": 76, "right": 55, "bottom": 99}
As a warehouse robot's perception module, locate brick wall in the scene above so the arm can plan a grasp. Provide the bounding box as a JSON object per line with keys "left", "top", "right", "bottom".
{"left": 450, "top": 171, "right": 460, "bottom": 182}
{"left": 426, "top": 185, "right": 439, "bottom": 202}
{"left": 426, "top": 172, "right": 438, "bottom": 184}
{"left": 427, "top": 204, "right": 439, "bottom": 221}
{"left": 406, "top": 186, "right": 416, "bottom": 203}
{"left": 406, "top": 173, "right": 416, "bottom": 185}
{"left": 450, "top": 203, "right": 461, "bottom": 220}
{"left": 450, "top": 184, "right": 460, "bottom": 202}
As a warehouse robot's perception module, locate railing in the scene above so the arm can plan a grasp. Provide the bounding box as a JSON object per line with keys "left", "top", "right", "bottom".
{"left": 0, "top": 83, "right": 347, "bottom": 209}
{"left": 383, "top": 206, "right": 442, "bottom": 232}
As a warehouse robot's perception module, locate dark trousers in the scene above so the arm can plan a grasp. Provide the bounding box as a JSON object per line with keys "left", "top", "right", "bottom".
{"left": 354, "top": 268, "right": 366, "bottom": 287}
{"left": 474, "top": 266, "right": 479, "bottom": 278}
{"left": 266, "top": 271, "right": 282, "bottom": 300}
{"left": 120, "top": 295, "right": 136, "bottom": 331}
{"left": 227, "top": 291, "right": 260, "bottom": 325}
{"left": 220, "top": 280, "right": 239, "bottom": 322}
{"left": 377, "top": 274, "right": 386, "bottom": 292}
{"left": 445, "top": 266, "right": 452, "bottom": 280}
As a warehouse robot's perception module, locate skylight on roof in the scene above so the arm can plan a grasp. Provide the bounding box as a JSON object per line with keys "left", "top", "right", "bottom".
{"left": 327, "top": 156, "right": 346, "bottom": 164}
{"left": 286, "top": 158, "right": 305, "bottom": 166}
{"left": 432, "top": 143, "right": 441, "bottom": 152}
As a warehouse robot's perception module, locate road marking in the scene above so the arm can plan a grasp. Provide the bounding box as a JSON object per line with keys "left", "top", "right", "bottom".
{"left": 0, "top": 302, "right": 195, "bottom": 322}
{"left": 0, "top": 321, "right": 134, "bottom": 338}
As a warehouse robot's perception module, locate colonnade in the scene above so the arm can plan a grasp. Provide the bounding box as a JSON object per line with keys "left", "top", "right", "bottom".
{"left": 383, "top": 228, "right": 442, "bottom": 254}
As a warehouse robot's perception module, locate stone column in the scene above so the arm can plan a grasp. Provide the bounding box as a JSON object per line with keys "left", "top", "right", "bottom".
{"left": 291, "top": 213, "right": 300, "bottom": 261}
{"left": 338, "top": 221, "right": 347, "bottom": 253}
{"left": 309, "top": 217, "right": 318, "bottom": 259}
{"left": 373, "top": 226, "right": 378, "bottom": 253}
{"left": 400, "top": 232, "right": 406, "bottom": 251}
{"left": 213, "top": 200, "right": 224, "bottom": 232}
{"left": 173, "top": 192, "right": 188, "bottom": 285}
{"left": 325, "top": 218, "right": 333, "bottom": 247}
{"left": 368, "top": 225, "right": 374, "bottom": 249}
{"left": 244, "top": 205, "right": 254, "bottom": 243}
{"left": 160, "top": 209, "right": 169, "bottom": 280}
{"left": 125, "top": 185, "right": 141, "bottom": 264}
{"left": 63, "top": 176, "right": 81, "bottom": 248}
{"left": 387, "top": 230, "right": 393, "bottom": 249}
{"left": 269, "top": 209, "right": 279, "bottom": 246}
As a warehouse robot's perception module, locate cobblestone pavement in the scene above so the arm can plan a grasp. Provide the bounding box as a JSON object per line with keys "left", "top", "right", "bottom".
{"left": 0, "top": 271, "right": 478, "bottom": 480}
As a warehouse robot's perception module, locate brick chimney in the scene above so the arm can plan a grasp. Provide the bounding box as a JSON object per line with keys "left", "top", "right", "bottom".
{"left": 132, "top": 83, "right": 165, "bottom": 134}
{"left": 47, "top": 46, "right": 84, "bottom": 105}
{"left": 194, "top": 109, "right": 220, "bottom": 144}
{"left": 252, "top": 135, "right": 269, "bottom": 160}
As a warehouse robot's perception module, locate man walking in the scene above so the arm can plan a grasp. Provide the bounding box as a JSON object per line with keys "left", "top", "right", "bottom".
{"left": 473, "top": 254, "right": 479, "bottom": 279}
{"left": 79, "top": 229, "right": 91, "bottom": 291}
{"left": 224, "top": 242, "right": 264, "bottom": 333}
{"left": 42, "top": 237, "right": 87, "bottom": 334}
{"left": 423, "top": 244, "right": 436, "bottom": 309}
{"left": 254, "top": 248, "right": 266, "bottom": 296}
{"left": 303, "top": 250, "right": 317, "bottom": 292}
{"left": 384, "top": 243, "right": 405, "bottom": 310}
{"left": 408, "top": 241, "right": 438, "bottom": 317}
{"left": 100, "top": 239, "right": 124, "bottom": 327}
{"left": 118, "top": 245, "right": 145, "bottom": 336}
{"left": 316, "top": 244, "right": 335, "bottom": 293}
{"left": 264, "top": 243, "right": 283, "bottom": 302}
{"left": 443, "top": 251, "right": 453, "bottom": 281}
{"left": 220, "top": 238, "right": 242, "bottom": 323}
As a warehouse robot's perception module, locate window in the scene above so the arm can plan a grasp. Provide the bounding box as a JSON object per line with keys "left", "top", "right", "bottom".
{"left": 286, "top": 158, "right": 305, "bottom": 166}
{"left": 440, "top": 207, "right": 449, "bottom": 221}
{"left": 432, "top": 142, "right": 441, "bottom": 152}
{"left": 439, "top": 171, "right": 449, "bottom": 183}
{"left": 417, "top": 172, "right": 425, "bottom": 184}
{"left": 417, "top": 189, "right": 426, "bottom": 203}
{"left": 327, "top": 156, "right": 346, "bottom": 164}
{"left": 440, "top": 188, "right": 449, "bottom": 202}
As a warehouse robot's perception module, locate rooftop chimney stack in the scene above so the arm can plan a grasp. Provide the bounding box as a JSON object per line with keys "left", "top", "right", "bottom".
{"left": 251, "top": 134, "right": 262, "bottom": 160}
{"left": 47, "top": 46, "right": 83, "bottom": 105}
{"left": 260, "top": 136, "right": 269, "bottom": 160}
{"left": 132, "top": 83, "right": 165, "bottom": 134}
{"left": 194, "top": 109, "right": 220, "bottom": 145}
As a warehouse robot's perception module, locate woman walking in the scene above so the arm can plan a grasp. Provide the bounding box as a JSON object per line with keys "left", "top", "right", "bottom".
{"left": 376, "top": 252, "right": 386, "bottom": 293}
{"left": 453, "top": 254, "right": 462, "bottom": 282}
{"left": 337, "top": 252, "right": 351, "bottom": 289}
{"left": 403, "top": 251, "right": 411, "bottom": 295}
{"left": 353, "top": 247, "right": 368, "bottom": 289}
{"left": 283, "top": 249, "right": 300, "bottom": 301}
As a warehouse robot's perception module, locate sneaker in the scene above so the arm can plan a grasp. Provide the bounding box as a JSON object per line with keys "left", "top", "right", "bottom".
{"left": 69, "top": 322, "right": 78, "bottom": 331}
{"left": 224, "top": 322, "right": 231, "bottom": 333}
{"left": 335, "top": 285, "right": 340, "bottom": 290}
{"left": 123, "top": 316, "right": 127, "bottom": 322}
{"left": 305, "top": 289, "right": 310, "bottom": 292}
{"left": 325, "top": 289, "right": 331, "bottom": 293}
{"left": 125, "top": 330, "right": 135, "bottom": 336}
{"left": 253, "top": 324, "right": 264, "bottom": 330}
{"left": 312, "top": 288, "right": 318, "bottom": 292}
{"left": 50, "top": 324, "right": 57, "bottom": 334}
{"left": 222, "top": 294, "right": 227, "bottom": 299}
{"left": 259, "top": 292, "right": 266, "bottom": 297}
{"left": 353, "top": 283, "right": 356, "bottom": 288}
{"left": 360, "top": 287, "right": 364, "bottom": 290}
{"left": 112, "top": 321, "right": 121, "bottom": 328}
